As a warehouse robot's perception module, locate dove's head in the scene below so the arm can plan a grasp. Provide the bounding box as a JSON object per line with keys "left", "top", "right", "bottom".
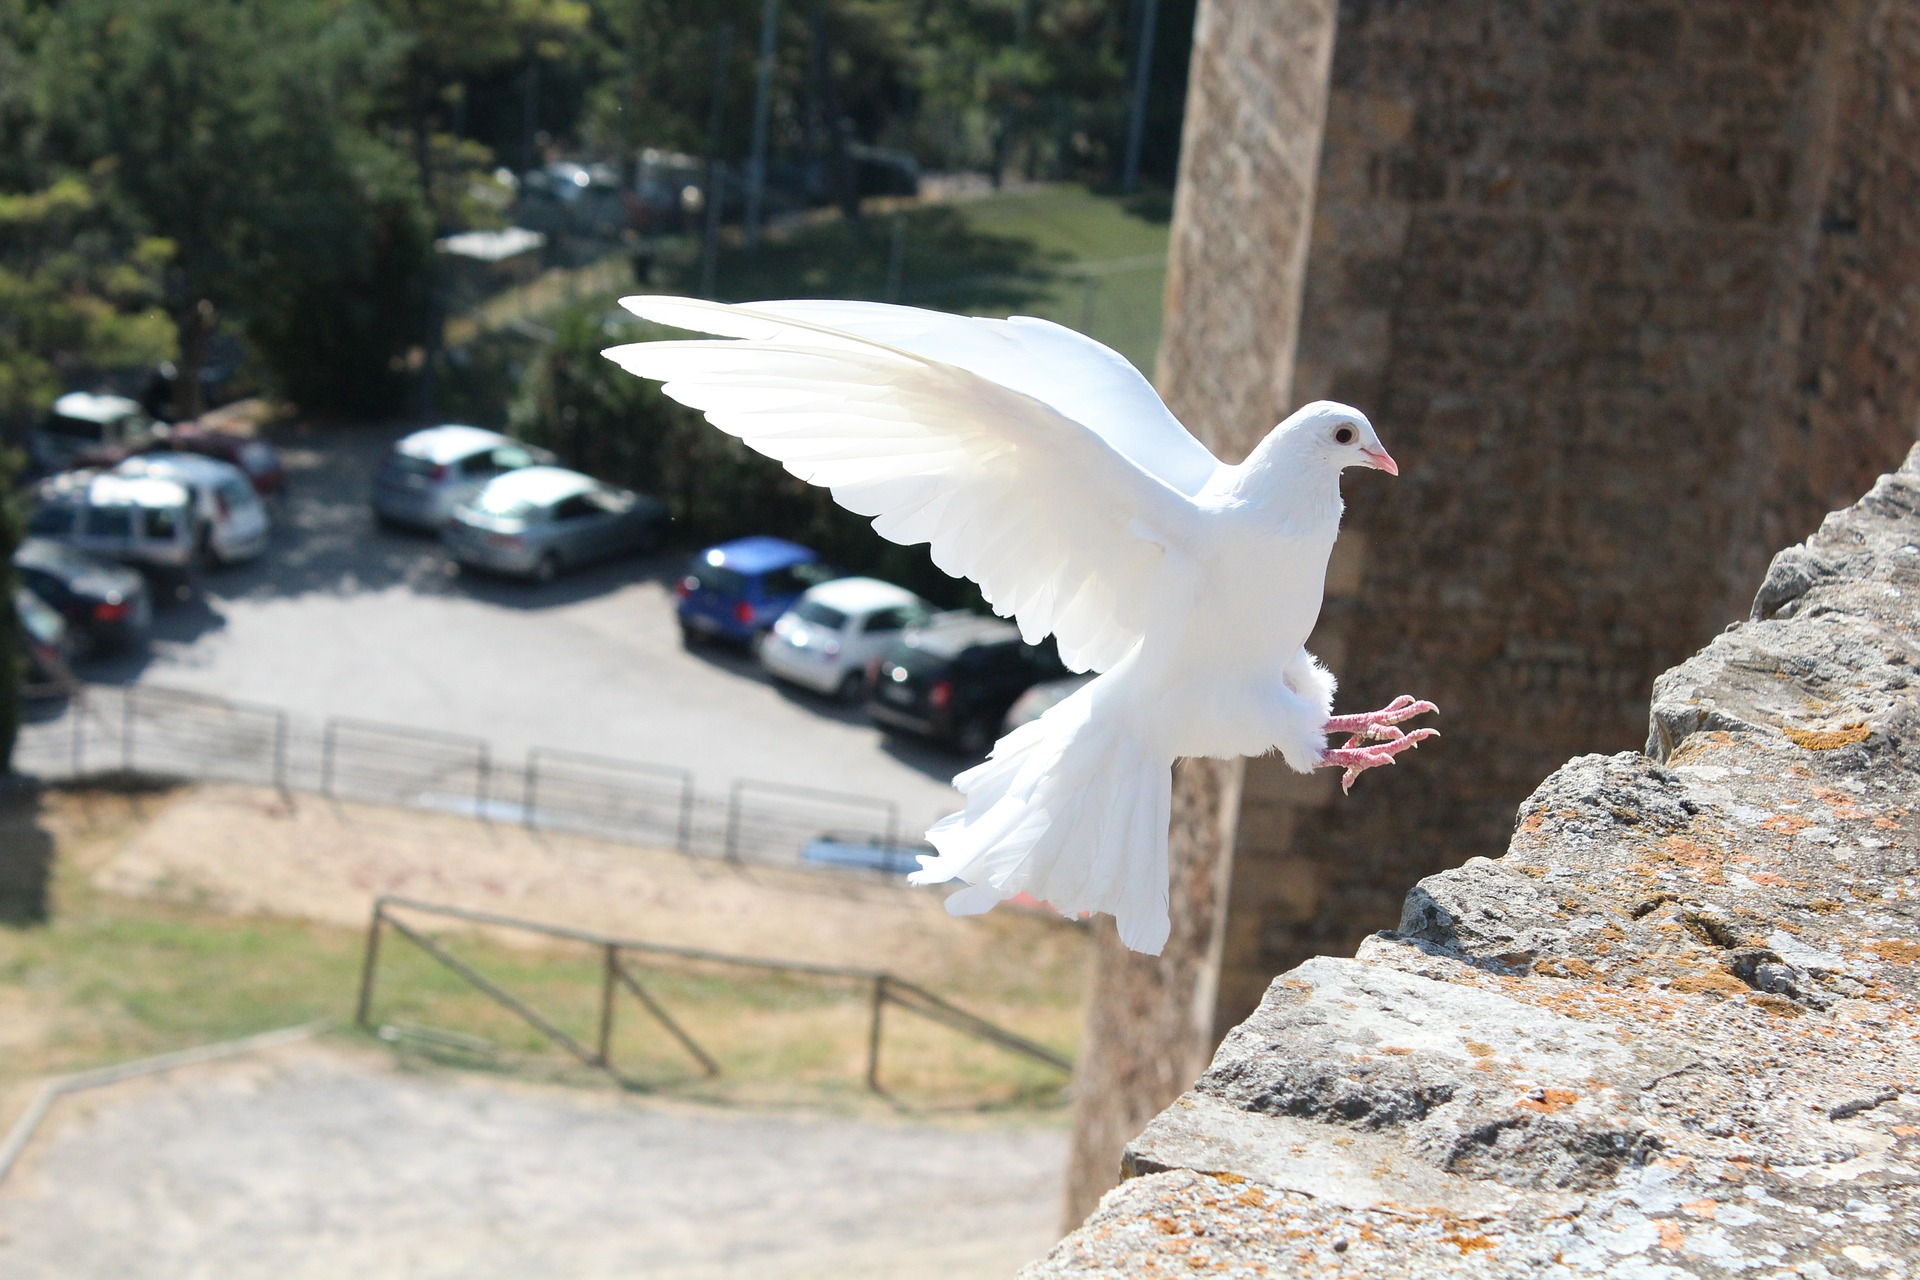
{"left": 1281, "top": 401, "right": 1396, "bottom": 475}
{"left": 1236, "top": 400, "right": 1395, "bottom": 490}
{"left": 1229, "top": 401, "right": 1396, "bottom": 527}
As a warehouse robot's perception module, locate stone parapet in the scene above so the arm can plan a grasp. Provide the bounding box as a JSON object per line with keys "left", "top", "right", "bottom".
{"left": 1027, "top": 453, "right": 1920, "bottom": 1275}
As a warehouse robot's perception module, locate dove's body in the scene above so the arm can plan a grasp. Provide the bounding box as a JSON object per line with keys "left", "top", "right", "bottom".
{"left": 605, "top": 297, "right": 1412, "bottom": 953}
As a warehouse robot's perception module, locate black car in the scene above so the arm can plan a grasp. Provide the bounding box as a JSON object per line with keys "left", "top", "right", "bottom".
{"left": 865, "top": 615, "right": 1068, "bottom": 755}
{"left": 13, "top": 537, "right": 152, "bottom": 657}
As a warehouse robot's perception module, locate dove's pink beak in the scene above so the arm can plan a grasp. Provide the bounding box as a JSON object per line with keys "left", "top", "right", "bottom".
{"left": 1361, "top": 447, "right": 1399, "bottom": 476}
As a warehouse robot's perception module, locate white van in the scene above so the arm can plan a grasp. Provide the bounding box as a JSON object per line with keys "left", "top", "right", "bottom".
{"left": 28, "top": 471, "right": 198, "bottom": 574}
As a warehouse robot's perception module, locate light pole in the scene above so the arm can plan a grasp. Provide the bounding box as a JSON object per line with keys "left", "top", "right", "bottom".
{"left": 1121, "top": 0, "right": 1161, "bottom": 193}
{"left": 743, "top": 0, "right": 781, "bottom": 250}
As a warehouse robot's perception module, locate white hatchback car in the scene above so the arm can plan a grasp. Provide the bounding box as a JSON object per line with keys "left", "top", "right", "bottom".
{"left": 758, "top": 577, "right": 932, "bottom": 699}
{"left": 114, "top": 453, "right": 270, "bottom": 565}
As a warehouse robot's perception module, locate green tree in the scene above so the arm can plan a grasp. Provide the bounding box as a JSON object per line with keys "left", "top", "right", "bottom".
{"left": 0, "top": 440, "right": 20, "bottom": 772}
{"left": 40, "top": 0, "right": 427, "bottom": 417}
{"left": 511, "top": 307, "right": 980, "bottom": 607}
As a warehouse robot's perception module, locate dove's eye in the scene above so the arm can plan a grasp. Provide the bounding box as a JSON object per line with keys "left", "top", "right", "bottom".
{"left": 1333, "top": 425, "right": 1356, "bottom": 445}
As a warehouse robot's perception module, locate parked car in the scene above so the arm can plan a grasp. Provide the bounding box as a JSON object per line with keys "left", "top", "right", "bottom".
{"left": 27, "top": 470, "right": 198, "bottom": 575}
{"left": 674, "top": 537, "right": 840, "bottom": 647}
{"left": 757, "top": 577, "right": 933, "bottom": 699}
{"left": 443, "top": 466, "right": 668, "bottom": 582}
{"left": 114, "top": 454, "right": 269, "bottom": 565}
{"left": 372, "top": 425, "right": 552, "bottom": 530}
{"left": 1002, "top": 673, "right": 1097, "bottom": 734}
{"left": 126, "top": 424, "right": 287, "bottom": 499}
{"left": 865, "top": 615, "right": 1069, "bottom": 755}
{"left": 29, "top": 391, "right": 157, "bottom": 473}
{"left": 15, "top": 585, "right": 74, "bottom": 697}
{"left": 13, "top": 538, "right": 152, "bottom": 657}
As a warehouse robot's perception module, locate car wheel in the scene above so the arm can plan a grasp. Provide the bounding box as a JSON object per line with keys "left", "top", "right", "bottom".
{"left": 955, "top": 715, "right": 996, "bottom": 757}
{"left": 533, "top": 552, "right": 559, "bottom": 584}
{"left": 836, "top": 670, "right": 865, "bottom": 702}
{"left": 679, "top": 620, "right": 705, "bottom": 648}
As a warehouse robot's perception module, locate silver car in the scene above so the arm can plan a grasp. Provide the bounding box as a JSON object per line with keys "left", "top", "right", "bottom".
{"left": 442, "top": 466, "right": 668, "bottom": 582}
{"left": 371, "top": 425, "right": 552, "bottom": 530}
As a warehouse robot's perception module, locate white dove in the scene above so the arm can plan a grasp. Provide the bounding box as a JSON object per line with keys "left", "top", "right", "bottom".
{"left": 604, "top": 297, "right": 1436, "bottom": 955}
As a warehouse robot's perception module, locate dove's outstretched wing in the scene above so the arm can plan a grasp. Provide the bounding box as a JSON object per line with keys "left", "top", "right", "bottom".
{"left": 604, "top": 296, "right": 1214, "bottom": 673}
{"left": 724, "top": 300, "right": 1222, "bottom": 498}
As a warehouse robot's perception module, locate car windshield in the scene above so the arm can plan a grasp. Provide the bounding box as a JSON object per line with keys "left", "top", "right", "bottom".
{"left": 473, "top": 488, "right": 539, "bottom": 519}
{"left": 44, "top": 415, "right": 106, "bottom": 442}
{"left": 686, "top": 564, "right": 747, "bottom": 596}
{"left": 387, "top": 452, "right": 438, "bottom": 476}
{"left": 794, "top": 600, "right": 848, "bottom": 630}
{"left": 763, "top": 563, "right": 830, "bottom": 597}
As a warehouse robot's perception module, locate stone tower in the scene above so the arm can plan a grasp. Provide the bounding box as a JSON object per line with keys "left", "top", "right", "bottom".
{"left": 1066, "top": 0, "right": 1920, "bottom": 1223}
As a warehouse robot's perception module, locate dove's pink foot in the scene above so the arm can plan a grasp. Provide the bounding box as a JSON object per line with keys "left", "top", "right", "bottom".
{"left": 1323, "top": 695, "right": 1438, "bottom": 736}
{"left": 1319, "top": 720, "right": 1439, "bottom": 794}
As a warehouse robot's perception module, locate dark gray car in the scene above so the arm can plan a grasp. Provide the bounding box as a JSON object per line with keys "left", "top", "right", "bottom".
{"left": 442, "top": 466, "right": 668, "bottom": 582}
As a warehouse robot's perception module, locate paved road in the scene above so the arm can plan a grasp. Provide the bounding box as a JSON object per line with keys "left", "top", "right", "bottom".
{"left": 0, "top": 1044, "right": 1066, "bottom": 1279}
{"left": 71, "top": 425, "right": 964, "bottom": 830}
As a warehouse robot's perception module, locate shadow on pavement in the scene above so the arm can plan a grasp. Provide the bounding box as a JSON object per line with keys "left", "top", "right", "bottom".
{"left": 0, "top": 787, "right": 55, "bottom": 924}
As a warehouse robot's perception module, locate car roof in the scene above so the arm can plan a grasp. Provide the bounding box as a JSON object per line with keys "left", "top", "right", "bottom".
{"left": 902, "top": 613, "right": 1022, "bottom": 657}
{"left": 801, "top": 576, "right": 921, "bottom": 613}
{"left": 64, "top": 471, "right": 192, "bottom": 508}
{"left": 393, "top": 424, "right": 511, "bottom": 464}
{"left": 14, "top": 537, "right": 140, "bottom": 582}
{"left": 701, "top": 536, "right": 816, "bottom": 573}
{"left": 115, "top": 453, "right": 250, "bottom": 486}
{"left": 476, "top": 465, "right": 596, "bottom": 506}
{"left": 52, "top": 391, "right": 144, "bottom": 424}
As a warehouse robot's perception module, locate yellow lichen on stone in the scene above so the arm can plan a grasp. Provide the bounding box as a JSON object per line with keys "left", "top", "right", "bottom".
{"left": 1783, "top": 724, "right": 1871, "bottom": 750}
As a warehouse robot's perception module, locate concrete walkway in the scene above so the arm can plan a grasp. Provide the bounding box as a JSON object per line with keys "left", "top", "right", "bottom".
{"left": 0, "top": 1042, "right": 1065, "bottom": 1279}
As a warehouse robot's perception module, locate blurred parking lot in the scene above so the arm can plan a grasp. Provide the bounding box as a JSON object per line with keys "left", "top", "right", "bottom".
{"left": 63, "top": 424, "right": 964, "bottom": 830}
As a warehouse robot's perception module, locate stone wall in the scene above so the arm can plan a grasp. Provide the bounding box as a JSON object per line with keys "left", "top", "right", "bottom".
{"left": 1028, "top": 449, "right": 1920, "bottom": 1277}
{"left": 1219, "top": 0, "right": 1920, "bottom": 1043}
{"left": 1063, "top": 0, "right": 1920, "bottom": 1224}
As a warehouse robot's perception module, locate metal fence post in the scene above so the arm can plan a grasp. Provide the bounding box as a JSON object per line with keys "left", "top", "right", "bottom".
{"left": 320, "top": 720, "right": 338, "bottom": 798}
{"left": 354, "top": 903, "right": 386, "bottom": 1029}
{"left": 883, "top": 801, "right": 899, "bottom": 850}
{"left": 120, "top": 685, "right": 135, "bottom": 772}
{"left": 597, "top": 944, "right": 618, "bottom": 1067}
{"left": 676, "top": 775, "right": 695, "bottom": 854}
{"left": 475, "top": 743, "right": 491, "bottom": 820}
{"left": 865, "top": 974, "right": 887, "bottom": 1092}
{"left": 522, "top": 752, "right": 540, "bottom": 830}
{"left": 70, "top": 685, "right": 85, "bottom": 776}
{"left": 272, "top": 709, "right": 289, "bottom": 793}
{"left": 723, "top": 781, "right": 743, "bottom": 863}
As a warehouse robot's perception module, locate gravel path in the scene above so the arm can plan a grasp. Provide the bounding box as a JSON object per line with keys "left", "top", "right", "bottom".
{"left": 0, "top": 1043, "right": 1066, "bottom": 1279}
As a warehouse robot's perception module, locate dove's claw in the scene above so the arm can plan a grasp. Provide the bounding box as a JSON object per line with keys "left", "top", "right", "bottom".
{"left": 1323, "top": 696, "right": 1440, "bottom": 737}
{"left": 1319, "top": 727, "right": 1440, "bottom": 792}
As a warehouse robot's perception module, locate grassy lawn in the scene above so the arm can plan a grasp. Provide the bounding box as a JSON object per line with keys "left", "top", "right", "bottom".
{"left": 0, "top": 786, "right": 1078, "bottom": 1119}
{"left": 451, "top": 183, "right": 1173, "bottom": 383}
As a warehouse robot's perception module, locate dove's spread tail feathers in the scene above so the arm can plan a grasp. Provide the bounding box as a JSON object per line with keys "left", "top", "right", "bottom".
{"left": 910, "top": 662, "right": 1173, "bottom": 954}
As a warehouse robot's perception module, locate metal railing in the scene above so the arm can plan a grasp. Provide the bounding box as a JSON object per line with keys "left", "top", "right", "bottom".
{"left": 12, "top": 682, "right": 936, "bottom": 871}
{"left": 522, "top": 747, "right": 696, "bottom": 852}
{"left": 354, "top": 896, "right": 1070, "bottom": 1092}
{"left": 320, "top": 717, "right": 492, "bottom": 819}
{"left": 723, "top": 779, "right": 899, "bottom": 863}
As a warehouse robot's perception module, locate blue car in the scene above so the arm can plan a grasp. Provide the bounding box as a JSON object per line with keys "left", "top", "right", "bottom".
{"left": 675, "top": 537, "right": 840, "bottom": 646}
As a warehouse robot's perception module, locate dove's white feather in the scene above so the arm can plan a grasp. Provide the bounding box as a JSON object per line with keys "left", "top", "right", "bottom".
{"left": 605, "top": 306, "right": 1205, "bottom": 673}
{"left": 604, "top": 297, "right": 1394, "bottom": 954}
